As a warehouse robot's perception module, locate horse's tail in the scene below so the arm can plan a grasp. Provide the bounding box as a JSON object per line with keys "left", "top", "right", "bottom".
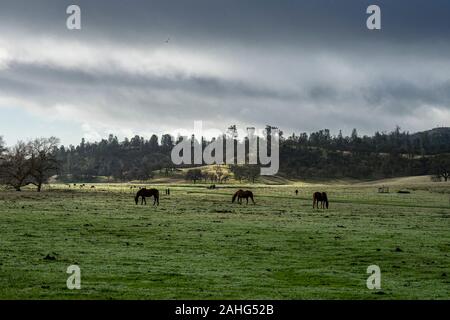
{"left": 232, "top": 192, "right": 238, "bottom": 203}
{"left": 155, "top": 190, "right": 160, "bottom": 205}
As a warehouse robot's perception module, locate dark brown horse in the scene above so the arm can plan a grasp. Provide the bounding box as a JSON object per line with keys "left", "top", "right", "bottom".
{"left": 135, "top": 188, "right": 159, "bottom": 206}
{"left": 232, "top": 189, "right": 255, "bottom": 205}
{"left": 313, "top": 192, "right": 329, "bottom": 209}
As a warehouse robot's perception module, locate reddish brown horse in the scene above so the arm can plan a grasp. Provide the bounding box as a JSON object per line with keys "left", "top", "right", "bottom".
{"left": 313, "top": 192, "right": 329, "bottom": 209}
{"left": 232, "top": 189, "right": 255, "bottom": 205}
{"left": 135, "top": 188, "right": 159, "bottom": 206}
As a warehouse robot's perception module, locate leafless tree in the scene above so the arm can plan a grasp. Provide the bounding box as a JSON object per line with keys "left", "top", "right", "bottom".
{"left": 0, "top": 137, "right": 60, "bottom": 191}
{"left": 29, "top": 137, "right": 60, "bottom": 192}
{"left": 0, "top": 141, "right": 32, "bottom": 191}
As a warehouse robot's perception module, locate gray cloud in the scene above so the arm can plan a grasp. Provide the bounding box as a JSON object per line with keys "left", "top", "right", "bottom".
{"left": 0, "top": 0, "right": 450, "bottom": 144}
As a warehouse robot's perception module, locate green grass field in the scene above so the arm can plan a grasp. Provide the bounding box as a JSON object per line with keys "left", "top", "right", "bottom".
{"left": 0, "top": 179, "right": 449, "bottom": 299}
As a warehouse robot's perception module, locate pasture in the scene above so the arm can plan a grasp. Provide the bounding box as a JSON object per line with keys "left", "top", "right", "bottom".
{"left": 0, "top": 180, "right": 449, "bottom": 299}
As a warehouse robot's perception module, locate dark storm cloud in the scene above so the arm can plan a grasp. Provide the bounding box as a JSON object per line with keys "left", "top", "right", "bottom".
{"left": 0, "top": 0, "right": 449, "bottom": 143}
{"left": 361, "top": 80, "right": 450, "bottom": 114}
{"left": 0, "top": 61, "right": 299, "bottom": 101}
{"left": 1, "top": 0, "right": 450, "bottom": 45}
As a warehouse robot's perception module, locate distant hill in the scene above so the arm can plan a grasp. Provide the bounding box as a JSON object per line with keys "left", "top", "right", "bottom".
{"left": 414, "top": 127, "right": 450, "bottom": 136}
{"left": 410, "top": 127, "right": 450, "bottom": 154}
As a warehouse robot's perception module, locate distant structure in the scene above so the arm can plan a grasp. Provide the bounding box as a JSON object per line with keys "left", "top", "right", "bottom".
{"left": 378, "top": 186, "right": 389, "bottom": 193}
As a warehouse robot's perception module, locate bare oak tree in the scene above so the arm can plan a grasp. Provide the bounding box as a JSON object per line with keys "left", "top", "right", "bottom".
{"left": 0, "top": 137, "right": 60, "bottom": 191}
{"left": 0, "top": 141, "right": 32, "bottom": 191}
{"left": 29, "top": 137, "right": 60, "bottom": 192}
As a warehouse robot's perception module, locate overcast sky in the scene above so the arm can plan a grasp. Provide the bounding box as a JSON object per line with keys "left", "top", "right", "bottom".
{"left": 0, "top": 0, "right": 450, "bottom": 146}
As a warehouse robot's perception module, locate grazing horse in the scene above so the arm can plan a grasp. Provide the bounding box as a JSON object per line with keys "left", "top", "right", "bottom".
{"left": 135, "top": 188, "right": 159, "bottom": 206}
{"left": 313, "top": 192, "right": 329, "bottom": 209}
{"left": 232, "top": 189, "right": 255, "bottom": 205}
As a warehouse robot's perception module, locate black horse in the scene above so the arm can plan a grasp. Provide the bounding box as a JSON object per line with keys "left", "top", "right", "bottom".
{"left": 313, "top": 192, "right": 329, "bottom": 209}
{"left": 135, "top": 188, "right": 159, "bottom": 206}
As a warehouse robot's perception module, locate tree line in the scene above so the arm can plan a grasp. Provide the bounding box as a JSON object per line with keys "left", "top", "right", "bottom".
{"left": 0, "top": 126, "right": 449, "bottom": 190}
{"left": 279, "top": 127, "right": 450, "bottom": 180}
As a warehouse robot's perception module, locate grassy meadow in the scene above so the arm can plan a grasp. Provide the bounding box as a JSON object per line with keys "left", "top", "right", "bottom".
{"left": 0, "top": 177, "right": 449, "bottom": 299}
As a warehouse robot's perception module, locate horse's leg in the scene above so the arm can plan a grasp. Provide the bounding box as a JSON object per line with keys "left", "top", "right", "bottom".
{"left": 251, "top": 196, "right": 255, "bottom": 204}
